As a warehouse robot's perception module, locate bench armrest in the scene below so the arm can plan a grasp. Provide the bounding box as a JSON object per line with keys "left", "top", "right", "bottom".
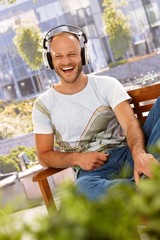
{"left": 32, "top": 167, "right": 66, "bottom": 212}
{"left": 33, "top": 167, "right": 66, "bottom": 182}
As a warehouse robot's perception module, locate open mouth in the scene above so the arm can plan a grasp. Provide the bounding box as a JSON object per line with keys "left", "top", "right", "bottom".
{"left": 62, "top": 66, "right": 74, "bottom": 73}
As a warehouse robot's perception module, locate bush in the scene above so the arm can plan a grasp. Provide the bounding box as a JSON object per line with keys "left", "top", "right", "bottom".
{"left": 133, "top": 166, "right": 160, "bottom": 239}
{"left": 0, "top": 155, "right": 19, "bottom": 173}
{"left": 108, "top": 59, "right": 127, "bottom": 68}
{"left": 0, "top": 146, "right": 36, "bottom": 173}
{"left": 0, "top": 142, "right": 159, "bottom": 239}
{"left": 0, "top": 182, "right": 139, "bottom": 240}
{"left": 1, "top": 164, "right": 160, "bottom": 239}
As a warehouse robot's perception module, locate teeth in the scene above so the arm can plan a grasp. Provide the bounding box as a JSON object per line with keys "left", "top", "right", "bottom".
{"left": 62, "top": 67, "right": 73, "bottom": 70}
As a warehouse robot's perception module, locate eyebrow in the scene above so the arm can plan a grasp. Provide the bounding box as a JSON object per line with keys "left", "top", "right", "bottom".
{"left": 51, "top": 50, "right": 78, "bottom": 56}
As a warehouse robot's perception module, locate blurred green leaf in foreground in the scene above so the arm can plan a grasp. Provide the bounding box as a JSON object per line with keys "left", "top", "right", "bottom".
{"left": 0, "top": 149, "right": 160, "bottom": 240}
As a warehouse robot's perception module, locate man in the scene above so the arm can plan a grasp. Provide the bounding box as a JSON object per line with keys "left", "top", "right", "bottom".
{"left": 32, "top": 25, "right": 160, "bottom": 200}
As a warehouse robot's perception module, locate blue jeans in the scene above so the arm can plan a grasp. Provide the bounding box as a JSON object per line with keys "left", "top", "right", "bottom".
{"left": 76, "top": 97, "right": 160, "bottom": 200}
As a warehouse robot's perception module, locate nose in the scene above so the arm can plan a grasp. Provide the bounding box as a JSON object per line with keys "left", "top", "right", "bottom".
{"left": 61, "top": 55, "right": 72, "bottom": 66}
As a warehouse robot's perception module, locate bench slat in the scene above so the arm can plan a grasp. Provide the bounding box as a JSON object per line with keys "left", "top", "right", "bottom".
{"left": 128, "top": 83, "right": 160, "bottom": 124}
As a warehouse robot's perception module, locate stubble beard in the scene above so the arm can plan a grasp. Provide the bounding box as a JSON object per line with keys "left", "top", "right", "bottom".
{"left": 54, "top": 62, "right": 82, "bottom": 84}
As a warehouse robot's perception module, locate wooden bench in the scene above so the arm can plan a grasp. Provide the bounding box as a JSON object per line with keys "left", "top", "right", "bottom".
{"left": 32, "top": 83, "right": 160, "bottom": 212}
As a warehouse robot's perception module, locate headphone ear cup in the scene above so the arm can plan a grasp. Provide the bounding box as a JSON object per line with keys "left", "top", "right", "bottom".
{"left": 81, "top": 46, "right": 89, "bottom": 65}
{"left": 42, "top": 51, "right": 54, "bottom": 70}
{"left": 46, "top": 52, "right": 54, "bottom": 70}
{"left": 81, "top": 47, "right": 86, "bottom": 65}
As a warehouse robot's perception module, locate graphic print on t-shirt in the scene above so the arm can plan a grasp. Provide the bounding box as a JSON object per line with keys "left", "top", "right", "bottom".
{"left": 34, "top": 99, "right": 126, "bottom": 153}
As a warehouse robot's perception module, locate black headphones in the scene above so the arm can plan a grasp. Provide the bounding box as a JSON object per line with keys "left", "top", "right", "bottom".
{"left": 42, "top": 24, "right": 89, "bottom": 70}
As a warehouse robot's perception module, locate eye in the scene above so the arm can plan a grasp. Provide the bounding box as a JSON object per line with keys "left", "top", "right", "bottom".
{"left": 69, "top": 53, "right": 77, "bottom": 58}
{"left": 55, "top": 55, "right": 62, "bottom": 59}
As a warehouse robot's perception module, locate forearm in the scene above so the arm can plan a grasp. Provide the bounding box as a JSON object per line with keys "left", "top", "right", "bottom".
{"left": 114, "top": 101, "right": 158, "bottom": 182}
{"left": 126, "top": 120, "right": 160, "bottom": 182}
{"left": 125, "top": 120, "right": 146, "bottom": 158}
{"left": 114, "top": 101, "right": 146, "bottom": 158}
{"left": 37, "top": 150, "right": 81, "bottom": 169}
{"left": 37, "top": 149, "right": 108, "bottom": 171}
{"left": 35, "top": 134, "right": 108, "bottom": 170}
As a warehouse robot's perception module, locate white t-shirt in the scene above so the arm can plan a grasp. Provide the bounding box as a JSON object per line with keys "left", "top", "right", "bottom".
{"left": 32, "top": 75, "right": 131, "bottom": 153}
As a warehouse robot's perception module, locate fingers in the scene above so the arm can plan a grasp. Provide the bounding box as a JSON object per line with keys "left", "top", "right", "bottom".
{"left": 144, "top": 168, "right": 152, "bottom": 178}
{"left": 80, "top": 152, "right": 109, "bottom": 171}
{"left": 105, "top": 153, "right": 109, "bottom": 159}
{"left": 134, "top": 153, "right": 159, "bottom": 180}
{"left": 97, "top": 152, "right": 109, "bottom": 161}
{"left": 134, "top": 170, "right": 140, "bottom": 185}
{"left": 90, "top": 155, "right": 108, "bottom": 170}
{"left": 134, "top": 168, "right": 152, "bottom": 185}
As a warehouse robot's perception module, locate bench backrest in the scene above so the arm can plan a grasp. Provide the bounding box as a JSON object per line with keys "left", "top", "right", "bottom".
{"left": 127, "top": 83, "right": 160, "bottom": 125}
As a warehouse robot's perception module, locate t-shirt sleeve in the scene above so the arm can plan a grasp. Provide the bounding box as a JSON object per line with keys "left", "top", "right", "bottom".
{"left": 94, "top": 76, "right": 131, "bottom": 110}
{"left": 32, "top": 98, "right": 54, "bottom": 134}
{"left": 106, "top": 77, "right": 131, "bottom": 110}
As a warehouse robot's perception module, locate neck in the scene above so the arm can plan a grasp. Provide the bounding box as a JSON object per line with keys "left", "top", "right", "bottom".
{"left": 54, "top": 73, "right": 88, "bottom": 95}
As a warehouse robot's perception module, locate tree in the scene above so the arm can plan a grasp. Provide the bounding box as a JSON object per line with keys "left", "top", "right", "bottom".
{"left": 0, "top": 155, "right": 19, "bottom": 173}
{"left": 0, "top": 0, "right": 16, "bottom": 4}
{"left": 103, "top": 0, "right": 132, "bottom": 59}
{"left": 13, "top": 25, "right": 43, "bottom": 70}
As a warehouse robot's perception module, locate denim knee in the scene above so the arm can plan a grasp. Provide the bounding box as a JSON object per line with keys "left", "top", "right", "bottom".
{"left": 75, "top": 175, "right": 134, "bottom": 200}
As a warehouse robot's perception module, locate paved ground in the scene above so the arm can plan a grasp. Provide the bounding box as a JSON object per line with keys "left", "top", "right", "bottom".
{"left": 94, "top": 53, "right": 160, "bottom": 88}
{"left": 0, "top": 204, "right": 48, "bottom": 239}
{"left": 9, "top": 204, "right": 48, "bottom": 223}
{"left": 8, "top": 195, "right": 61, "bottom": 224}
{"left": 92, "top": 54, "right": 160, "bottom": 90}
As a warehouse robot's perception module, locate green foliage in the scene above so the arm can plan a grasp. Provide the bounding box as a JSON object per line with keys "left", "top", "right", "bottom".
{"left": 0, "top": 182, "right": 139, "bottom": 240}
{"left": 0, "top": 98, "right": 36, "bottom": 173}
{"left": 133, "top": 166, "right": 160, "bottom": 239}
{"left": 108, "top": 59, "right": 127, "bottom": 68}
{"left": 10, "top": 146, "right": 36, "bottom": 163}
{"left": 0, "top": 100, "right": 11, "bottom": 113}
{"left": 14, "top": 25, "right": 43, "bottom": 70}
{"left": 0, "top": 146, "right": 36, "bottom": 173}
{"left": 0, "top": 99, "right": 34, "bottom": 139}
{"left": 1, "top": 164, "right": 160, "bottom": 239}
{"left": 149, "top": 139, "right": 160, "bottom": 156}
{"left": 0, "top": 0, "right": 16, "bottom": 4}
{"left": 50, "top": 183, "right": 139, "bottom": 240}
{"left": 103, "top": 0, "right": 132, "bottom": 59}
{"left": 0, "top": 155, "right": 18, "bottom": 173}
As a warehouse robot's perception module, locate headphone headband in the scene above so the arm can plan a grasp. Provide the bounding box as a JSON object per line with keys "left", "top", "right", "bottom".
{"left": 43, "top": 24, "right": 87, "bottom": 49}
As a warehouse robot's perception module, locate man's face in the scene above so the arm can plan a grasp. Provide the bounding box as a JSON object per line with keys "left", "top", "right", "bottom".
{"left": 50, "top": 33, "right": 82, "bottom": 84}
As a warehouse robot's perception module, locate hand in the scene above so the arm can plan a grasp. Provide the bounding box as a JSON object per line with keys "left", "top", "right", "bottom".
{"left": 77, "top": 152, "right": 109, "bottom": 171}
{"left": 134, "top": 153, "right": 160, "bottom": 184}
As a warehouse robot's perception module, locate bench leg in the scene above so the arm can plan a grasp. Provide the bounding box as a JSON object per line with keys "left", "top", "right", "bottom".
{"left": 38, "top": 178, "right": 57, "bottom": 214}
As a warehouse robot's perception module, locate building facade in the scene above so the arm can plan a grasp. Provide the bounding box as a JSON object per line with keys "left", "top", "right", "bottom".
{"left": 0, "top": 0, "right": 160, "bottom": 100}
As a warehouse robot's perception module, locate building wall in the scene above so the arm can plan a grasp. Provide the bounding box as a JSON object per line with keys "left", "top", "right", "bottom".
{"left": 0, "top": 132, "right": 34, "bottom": 155}
{"left": 0, "top": 176, "right": 26, "bottom": 210}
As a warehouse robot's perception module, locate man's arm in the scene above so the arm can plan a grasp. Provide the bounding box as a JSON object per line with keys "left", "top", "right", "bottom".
{"left": 35, "top": 134, "right": 108, "bottom": 171}
{"left": 114, "top": 100, "right": 159, "bottom": 184}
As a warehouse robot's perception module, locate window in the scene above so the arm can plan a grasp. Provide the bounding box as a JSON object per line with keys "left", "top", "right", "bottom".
{"left": 36, "top": 2, "right": 63, "bottom": 23}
